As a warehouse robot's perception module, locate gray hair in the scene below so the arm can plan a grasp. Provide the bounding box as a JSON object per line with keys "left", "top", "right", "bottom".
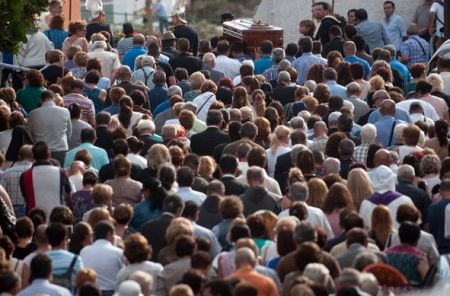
{"left": 361, "top": 123, "right": 377, "bottom": 144}
{"left": 328, "top": 111, "right": 342, "bottom": 126}
{"left": 426, "top": 73, "right": 445, "bottom": 93}
{"left": 347, "top": 82, "right": 361, "bottom": 95}
{"left": 393, "top": 123, "right": 407, "bottom": 144}
{"left": 290, "top": 116, "right": 306, "bottom": 130}
{"left": 324, "top": 157, "right": 341, "bottom": 174}
{"left": 128, "top": 271, "right": 153, "bottom": 296}
{"left": 246, "top": 166, "right": 265, "bottom": 183}
{"left": 294, "top": 221, "right": 317, "bottom": 243}
{"left": 277, "top": 70, "right": 291, "bottom": 84}
{"left": 207, "top": 180, "right": 225, "bottom": 196}
{"left": 397, "top": 164, "right": 415, "bottom": 182}
{"left": 92, "top": 40, "right": 107, "bottom": 50}
{"left": 278, "top": 59, "right": 291, "bottom": 71}
{"left": 137, "top": 119, "right": 155, "bottom": 133}
{"left": 304, "top": 80, "right": 317, "bottom": 92}
{"left": 303, "top": 263, "right": 330, "bottom": 285}
{"left": 272, "top": 48, "right": 286, "bottom": 64}
{"left": 289, "top": 181, "right": 309, "bottom": 202}
{"left": 360, "top": 273, "right": 380, "bottom": 296}
{"left": 202, "top": 52, "right": 216, "bottom": 65}
{"left": 336, "top": 268, "right": 361, "bottom": 287}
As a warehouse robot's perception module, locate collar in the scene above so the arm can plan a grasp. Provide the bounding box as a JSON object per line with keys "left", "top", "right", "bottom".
{"left": 301, "top": 52, "right": 313, "bottom": 56}
{"left": 33, "top": 160, "right": 51, "bottom": 167}
{"left": 41, "top": 101, "right": 55, "bottom": 107}
{"left": 222, "top": 174, "right": 235, "bottom": 178}
{"left": 178, "top": 186, "right": 192, "bottom": 192}
{"left": 94, "top": 239, "right": 112, "bottom": 246}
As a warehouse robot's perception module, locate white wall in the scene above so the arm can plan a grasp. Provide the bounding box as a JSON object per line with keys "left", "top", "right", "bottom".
{"left": 254, "top": 0, "right": 423, "bottom": 44}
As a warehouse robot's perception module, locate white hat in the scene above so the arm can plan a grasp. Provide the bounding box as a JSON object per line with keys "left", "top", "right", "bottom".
{"left": 368, "top": 165, "right": 396, "bottom": 192}
{"left": 85, "top": 0, "right": 103, "bottom": 19}
{"left": 113, "top": 280, "right": 144, "bottom": 296}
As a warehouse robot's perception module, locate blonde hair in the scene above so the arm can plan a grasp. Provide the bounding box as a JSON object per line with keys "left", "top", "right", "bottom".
{"left": 251, "top": 89, "right": 266, "bottom": 117}
{"left": 307, "top": 178, "right": 328, "bottom": 208}
{"left": 92, "top": 184, "right": 113, "bottom": 204}
{"left": 165, "top": 217, "right": 194, "bottom": 244}
{"left": 270, "top": 125, "right": 290, "bottom": 154}
{"left": 347, "top": 168, "right": 374, "bottom": 210}
{"left": 301, "top": 96, "right": 319, "bottom": 113}
{"left": 369, "top": 75, "right": 385, "bottom": 91}
{"left": 288, "top": 167, "right": 305, "bottom": 185}
{"left": 146, "top": 144, "right": 171, "bottom": 170}
{"left": 371, "top": 205, "right": 395, "bottom": 247}
{"left": 170, "top": 284, "right": 194, "bottom": 296}
{"left": 236, "top": 238, "right": 258, "bottom": 257}
{"left": 189, "top": 72, "right": 206, "bottom": 90}
{"left": 198, "top": 156, "right": 217, "bottom": 180}
{"left": 426, "top": 73, "right": 444, "bottom": 93}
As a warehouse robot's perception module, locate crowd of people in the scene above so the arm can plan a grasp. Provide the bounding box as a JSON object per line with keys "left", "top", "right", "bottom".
{"left": 0, "top": 0, "right": 450, "bottom": 295}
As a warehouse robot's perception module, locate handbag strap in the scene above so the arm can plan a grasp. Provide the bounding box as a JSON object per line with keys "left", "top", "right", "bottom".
{"left": 197, "top": 94, "right": 214, "bottom": 115}
{"left": 387, "top": 119, "right": 396, "bottom": 147}
{"left": 411, "top": 37, "right": 427, "bottom": 56}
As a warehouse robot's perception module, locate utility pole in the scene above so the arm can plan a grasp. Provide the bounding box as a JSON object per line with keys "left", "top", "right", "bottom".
{"left": 445, "top": 0, "right": 450, "bottom": 39}
{"left": 146, "top": 0, "right": 153, "bottom": 34}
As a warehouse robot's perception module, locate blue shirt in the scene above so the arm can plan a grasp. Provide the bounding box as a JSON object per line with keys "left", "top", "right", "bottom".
{"left": 154, "top": 1, "right": 169, "bottom": 17}
{"left": 129, "top": 200, "right": 162, "bottom": 232}
{"left": 383, "top": 14, "right": 407, "bottom": 51}
{"left": 326, "top": 80, "right": 348, "bottom": 100}
{"left": 345, "top": 56, "right": 371, "bottom": 80}
{"left": 153, "top": 100, "right": 170, "bottom": 117}
{"left": 148, "top": 85, "right": 168, "bottom": 112}
{"left": 254, "top": 55, "right": 272, "bottom": 74}
{"left": 64, "top": 142, "right": 110, "bottom": 170}
{"left": 46, "top": 249, "right": 84, "bottom": 293}
{"left": 368, "top": 107, "right": 411, "bottom": 124}
{"left": 17, "top": 279, "right": 71, "bottom": 296}
{"left": 374, "top": 116, "right": 406, "bottom": 147}
{"left": 390, "top": 59, "right": 411, "bottom": 90}
{"left": 44, "top": 29, "right": 69, "bottom": 50}
{"left": 103, "top": 103, "right": 120, "bottom": 115}
{"left": 400, "top": 35, "right": 430, "bottom": 68}
{"left": 293, "top": 52, "right": 327, "bottom": 85}
{"left": 123, "top": 46, "right": 147, "bottom": 70}
{"left": 356, "top": 20, "right": 390, "bottom": 53}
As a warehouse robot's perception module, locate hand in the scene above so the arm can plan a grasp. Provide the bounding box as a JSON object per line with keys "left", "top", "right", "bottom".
{"left": 417, "top": 257, "right": 429, "bottom": 279}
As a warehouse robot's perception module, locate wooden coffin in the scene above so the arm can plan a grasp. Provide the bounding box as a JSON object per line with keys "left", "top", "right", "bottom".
{"left": 223, "top": 19, "right": 284, "bottom": 59}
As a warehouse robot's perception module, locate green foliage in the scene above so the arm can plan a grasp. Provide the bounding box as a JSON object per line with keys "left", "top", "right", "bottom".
{"left": 0, "top": 0, "right": 49, "bottom": 53}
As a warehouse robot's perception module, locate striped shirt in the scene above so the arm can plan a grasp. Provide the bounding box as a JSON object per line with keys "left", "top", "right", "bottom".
{"left": 47, "top": 249, "right": 84, "bottom": 292}
{"left": 63, "top": 93, "right": 95, "bottom": 123}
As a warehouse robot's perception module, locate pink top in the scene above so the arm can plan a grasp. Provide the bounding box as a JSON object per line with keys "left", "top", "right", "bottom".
{"left": 326, "top": 209, "right": 343, "bottom": 237}
{"left": 420, "top": 95, "right": 449, "bottom": 121}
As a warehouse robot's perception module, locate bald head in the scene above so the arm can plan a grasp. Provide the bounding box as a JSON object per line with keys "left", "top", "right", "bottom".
{"left": 379, "top": 99, "right": 396, "bottom": 116}
{"left": 374, "top": 149, "right": 392, "bottom": 167}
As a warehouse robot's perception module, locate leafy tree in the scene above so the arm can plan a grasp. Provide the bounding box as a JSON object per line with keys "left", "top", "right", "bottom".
{"left": 0, "top": 0, "right": 49, "bottom": 53}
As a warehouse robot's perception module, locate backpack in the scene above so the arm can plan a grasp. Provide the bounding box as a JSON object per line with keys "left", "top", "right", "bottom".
{"left": 0, "top": 197, "right": 16, "bottom": 239}
{"left": 52, "top": 255, "right": 77, "bottom": 290}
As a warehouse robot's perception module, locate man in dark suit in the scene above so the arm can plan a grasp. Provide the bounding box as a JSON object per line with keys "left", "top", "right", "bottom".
{"left": 323, "top": 25, "right": 346, "bottom": 57}
{"left": 219, "top": 154, "right": 247, "bottom": 196}
{"left": 169, "top": 38, "right": 203, "bottom": 75}
{"left": 396, "top": 164, "right": 431, "bottom": 223}
{"left": 274, "top": 130, "right": 308, "bottom": 194}
{"left": 190, "top": 110, "right": 230, "bottom": 156}
{"left": 198, "top": 180, "right": 225, "bottom": 229}
{"left": 221, "top": 122, "right": 261, "bottom": 157}
{"left": 140, "top": 194, "right": 184, "bottom": 261}
{"left": 202, "top": 53, "right": 225, "bottom": 84}
{"left": 95, "top": 112, "right": 114, "bottom": 157}
{"left": 271, "top": 71, "right": 299, "bottom": 106}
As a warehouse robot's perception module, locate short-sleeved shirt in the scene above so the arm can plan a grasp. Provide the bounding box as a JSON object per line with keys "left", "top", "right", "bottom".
{"left": 401, "top": 35, "right": 430, "bottom": 68}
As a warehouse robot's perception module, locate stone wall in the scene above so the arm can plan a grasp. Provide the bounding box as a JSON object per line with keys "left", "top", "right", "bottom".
{"left": 254, "top": 0, "right": 423, "bottom": 44}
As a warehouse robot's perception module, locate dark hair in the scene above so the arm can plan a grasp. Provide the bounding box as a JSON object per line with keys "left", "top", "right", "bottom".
{"left": 175, "top": 235, "right": 196, "bottom": 257}
{"left": 330, "top": 25, "right": 342, "bottom": 37}
{"left": 415, "top": 80, "right": 433, "bottom": 94}
{"left": 112, "top": 138, "right": 129, "bottom": 156}
{"left": 355, "top": 9, "right": 368, "bottom": 21}
{"left": 32, "top": 141, "right": 49, "bottom": 161}
{"left": 247, "top": 214, "right": 267, "bottom": 238}
{"left": 203, "top": 280, "right": 233, "bottom": 296}
{"left": 322, "top": 183, "right": 354, "bottom": 213}
{"left": 175, "top": 68, "right": 189, "bottom": 81}
{"left": 177, "top": 166, "right": 195, "bottom": 187}
{"left": 351, "top": 35, "right": 366, "bottom": 51}
{"left": 94, "top": 220, "right": 115, "bottom": 240}
{"left": 124, "top": 233, "right": 151, "bottom": 263}
{"left": 68, "top": 222, "right": 92, "bottom": 254}
{"left": 219, "top": 154, "right": 238, "bottom": 174}
{"left": 438, "top": 56, "right": 450, "bottom": 69}
{"left": 122, "top": 22, "right": 134, "bottom": 35}
{"left": 285, "top": 43, "right": 299, "bottom": 56}
{"left": 68, "top": 103, "right": 82, "bottom": 119}
{"left": 349, "top": 63, "right": 364, "bottom": 80}
{"left": 396, "top": 204, "right": 421, "bottom": 223}
{"left": 80, "top": 127, "right": 96, "bottom": 143}
{"left": 28, "top": 208, "right": 47, "bottom": 229}
{"left": 181, "top": 270, "right": 204, "bottom": 294}
{"left": 384, "top": 0, "right": 395, "bottom": 8}
{"left": 162, "top": 194, "right": 184, "bottom": 214}
{"left": 299, "top": 37, "right": 313, "bottom": 53}
{"left": 342, "top": 212, "right": 364, "bottom": 231}
{"left": 434, "top": 120, "right": 449, "bottom": 147}
{"left": 118, "top": 96, "right": 133, "bottom": 129}
{"left": 14, "top": 216, "right": 34, "bottom": 239}
{"left": 49, "top": 206, "right": 74, "bottom": 225}
{"left": 276, "top": 228, "right": 297, "bottom": 256}
{"left": 230, "top": 224, "right": 251, "bottom": 242}
{"left": 49, "top": 14, "right": 65, "bottom": 29}
{"left": 30, "top": 254, "right": 52, "bottom": 281}
{"left": 26, "top": 69, "right": 45, "bottom": 87}
{"left": 182, "top": 201, "right": 200, "bottom": 219}
{"left": 344, "top": 24, "right": 357, "bottom": 39}
{"left": 191, "top": 251, "right": 211, "bottom": 269}
{"left": 0, "top": 271, "right": 20, "bottom": 293}
{"left": 206, "top": 109, "right": 223, "bottom": 126}
{"left": 398, "top": 221, "right": 421, "bottom": 245}
{"left": 78, "top": 282, "right": 101, "bottom": 296}
{"left": 260, "top": 40, "right": 273, "bottom": 54}
{"left": 46, "top": 222, "right": 68, "bottom": 247}
{"left": 85, "top": 70, "right": 101, "bottom": 84}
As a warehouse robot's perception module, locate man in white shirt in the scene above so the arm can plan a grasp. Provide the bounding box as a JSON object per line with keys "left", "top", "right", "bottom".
{"left": 214, "top": 40, "right": 241, "bottom": 79}
{"left": 80, "top": 220, "right": 124, "bottom": 295}
{"left": 279, "top": 182, "right": 334, "bottom": 239}
{"left": 87, "top": 40, "right": 121, "bottom": 80}
{"left": 176, "top": 166, "right": 207, "bottom": 206}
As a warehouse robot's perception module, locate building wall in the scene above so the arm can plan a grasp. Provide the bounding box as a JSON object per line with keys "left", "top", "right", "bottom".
{"left": 254, "top": 0, "right": 423, "bottom": 44}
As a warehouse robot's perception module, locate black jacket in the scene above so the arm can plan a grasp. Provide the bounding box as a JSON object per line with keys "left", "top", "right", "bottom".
{"left": 140, "top": 213, "right": 173, "bottom": 261}
{"left": 221, "top": 176, "right": 248, "bottom": 196}
{"left": 274, "top": 151, "right": 292, "bottom": 194}
{"left": 198, "top": 195, "right": 222, "bottom": 229}
{"left": 169, "top": 52, "right": 203, "bottom": 75}
{"left": 190, "top": 126, "right": 230, "bottom": 156}
{"left": 396, "top": 181, "right": 431, "bottom": 223}
{"left": 272, "top": 84, "right": 299, "bottom": 106}
{"left": 315, "top": 15, "right": 341, "bottom": 46}
{"left": 95, "top": 126, "right": 114, "bottom": 157}
{"left": 323, "top": 36, "right": 346, "bottom": 57}
{"left": 240, "top": 186, "right": 281, "bottom": 217}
